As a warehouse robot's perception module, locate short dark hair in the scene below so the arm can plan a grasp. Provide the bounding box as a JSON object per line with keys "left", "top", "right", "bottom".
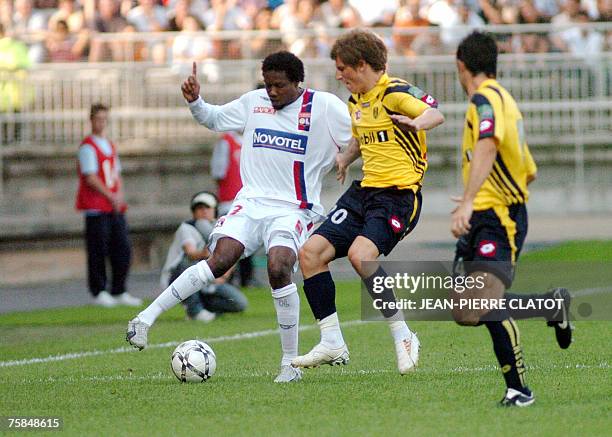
{"left": 330, "top": 29, "right": 387, "bottom": 72}
{"left": 90, "top": 103, "right": 109, "bottom": 119}
{"left": 456, "top": 31, "right": 498, "bottom": 77}
{"left": 261, "top": 51, "right": 304, "bottom": 83}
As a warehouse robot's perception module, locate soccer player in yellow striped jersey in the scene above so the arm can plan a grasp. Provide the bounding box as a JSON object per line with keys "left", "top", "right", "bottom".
{"left": 347, "top": 74, "right": 437, "bottom": 190}
{"left": 451, "top": 31, "right": 572, "bottom": 408}
{"left": 460, "top": 75, "right": 537, "bottom": 211}
{"left": 293, "top": 29, "right": 444, "bottom": 374}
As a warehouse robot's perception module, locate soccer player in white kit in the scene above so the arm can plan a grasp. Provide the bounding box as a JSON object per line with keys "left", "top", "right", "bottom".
{"left": 127, "top": 51, "right": 352, "bottom": 383}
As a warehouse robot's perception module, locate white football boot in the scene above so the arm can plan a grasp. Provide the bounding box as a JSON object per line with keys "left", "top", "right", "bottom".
{"left": 126, "top": 317, "right": 150, "bottom": 350}
{"left": 274, "top": 365, "right": 303, "bottom": 383}
{"left": 395, "top": 331, "right": 420, "bottom": 374}
{"left": 291, "top": 343, "right": 349, "bottom": 368}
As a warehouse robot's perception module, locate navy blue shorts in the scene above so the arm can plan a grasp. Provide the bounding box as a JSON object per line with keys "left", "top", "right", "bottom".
{"left": 454, "top": 203, "right": 528, "bottom": 288}
{"left": 314, "top": 181, "right": 422, "bottom": 259}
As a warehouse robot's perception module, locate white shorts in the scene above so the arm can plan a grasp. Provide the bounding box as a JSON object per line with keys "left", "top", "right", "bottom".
{"left": 209, "top": 197, "right": 316, "bottom": 259}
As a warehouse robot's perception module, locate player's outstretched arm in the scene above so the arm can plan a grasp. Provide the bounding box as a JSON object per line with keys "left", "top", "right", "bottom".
{"left": 182, "top": 62, "right": 247, "bottom": 132}
{"left": 390, "top": 107, "right": 445, "bottom": 133}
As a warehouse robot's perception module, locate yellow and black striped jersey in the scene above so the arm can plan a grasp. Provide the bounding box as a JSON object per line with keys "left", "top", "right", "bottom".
{"left": 462, "top": 78, "right": 537, "bottom": 210}
{"left": 348, "top": 73, "right": 438, "bottom": 191}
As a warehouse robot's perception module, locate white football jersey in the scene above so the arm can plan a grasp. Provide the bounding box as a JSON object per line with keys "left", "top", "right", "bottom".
{"left": 189, "top": 88, "right": 351, "bottom": 216}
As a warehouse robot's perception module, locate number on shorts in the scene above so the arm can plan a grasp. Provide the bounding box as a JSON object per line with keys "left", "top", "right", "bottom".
{"left": 330, "top": 208, "right": 348, "bottom": 224}
{"left": 229, "top": 205, "right": 243, "bottom": 216}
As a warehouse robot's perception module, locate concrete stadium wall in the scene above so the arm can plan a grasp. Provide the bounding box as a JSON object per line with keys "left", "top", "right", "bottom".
{"left": 1, "top": 144, "right": 610, "bottom": 287}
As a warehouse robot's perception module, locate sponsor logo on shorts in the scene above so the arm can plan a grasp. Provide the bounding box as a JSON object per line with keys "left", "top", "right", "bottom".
{"left": 478, "top": 240, "right": 497, "bottom": 257}
{"left": 389, "top": 215, "right": 403, "bottom": 233}
{"left": 252, "top": 128, "right": 308, "bottom": 155}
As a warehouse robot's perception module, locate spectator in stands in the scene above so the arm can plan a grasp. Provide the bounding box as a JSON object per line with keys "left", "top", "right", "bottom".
{"left": 518, "top": 0, "right": 552, "bottom": 54}
{"left": 210, "top": 130, "right": 259, "bottom": 288}
{"left": 171, "top": 14, "right": 213, "bottom": 62}
{"left": 564, "top": 10, "right": 604, "bottom": 60}
{"left": 168, "top": 0, "right": 192, "bottom": 30}
{"left": 393, "top": 0, "right": 430, "bottom": 56}
{"left": 166, "top": 0, "right": 209, "bottom": 25}
{"left": 89, "top": 0, "right": 130, "bottom": 61}
{"left": 160, "top": 191, "right": 248, "bottom": 322}
{"left": 519, "top": 30, "right": 551, "bottom": 54}
{"left": 75, "top": 103, "right": 141, "bottom": 308}
{"left": 0, "top": 22, "right": 31, "bottom": 143}
{"left": 477, "top": 0, "right": 520, "bottom": 52}
{"left": 92, "top": 0, "right": 128, "bottom": 33}
{"left": 203, "top": 0, "right": 251, "bottom": 30}
{"left": 126, "top": 0, "right": 168, "bottom": 31}
{"left": 518, "top": 0, "right": 549, "bottom": 23}
{"left": 12, "top": 0, "right": 47, "bottom": 34}
{"left": 348, "top": 0, "right": 397, "bottom": 26}
{"left": 477, "top": 0, "right": 505, "bottom": 24}
{"left": 317, "top": 0, "right": 362, "bottom": 29}
{"left": 551, "top": 0, "right": 585, "bottom": 51}
{"left": 45, "top": 18, "right": 88, "bottom": 61}
{"left": 595, "top": 0, "right": 612, "bottom": 50}
{"left": 239, "top": 0, "right": 269, "bottom": 23}
{"left": 203, "top": 0, "right": 251, "bottom": 58}
{"left": 595, "top": 0, "right": 611, "bottom": 20}
{"left": 167, "top": 0, "right": 207, "bottom": 31}
{"left": 250, "top": 6, "right": 283, "bottom": 57}
{"left": 48, "top": 0, "right": 85, "bottom": 33}
{"left": 271, "top": 0, "right": 316, "bottom": 56}
{"left": 0, "top": 0, "right": 14, "bottom": 34}
{"left": 551, "top": 0, "right": 583, "bottom": 26}
{"left": 12, "top": 0, "right": 47, "bottom": 62}
{"left": 120, "top": 24, "right": 149, "bottom": 61}
{"left": 429, "top": 0, "right": 485, "bottom": 51}
{"left": 532, "top": 0, "right": 559, "bottom": 20}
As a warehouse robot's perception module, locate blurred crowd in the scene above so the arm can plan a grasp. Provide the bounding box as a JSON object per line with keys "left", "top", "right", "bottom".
{"left": 0, "top": 0, "right": 610, "bottom": 64}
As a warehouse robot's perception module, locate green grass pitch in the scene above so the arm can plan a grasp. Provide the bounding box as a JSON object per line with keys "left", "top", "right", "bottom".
{"left": 0, "top": 241, "right": 610, "bottom": 436}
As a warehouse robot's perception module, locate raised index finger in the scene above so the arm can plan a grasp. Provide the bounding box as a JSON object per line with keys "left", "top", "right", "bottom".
{"left": 192, "top": 61, "right": 197, "bottom": 77}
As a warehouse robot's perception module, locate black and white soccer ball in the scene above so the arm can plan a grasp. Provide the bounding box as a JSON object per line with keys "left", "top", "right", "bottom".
{"left": 171, "top": 340, "right": 216, "bottom": 382}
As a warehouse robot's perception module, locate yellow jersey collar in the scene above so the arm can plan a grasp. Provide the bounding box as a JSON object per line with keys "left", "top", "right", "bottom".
{"left": 477, "top": 78, "right": 499, "bottom": 91}
{"left": 357, "top": 73, "right": 389, "bottom": 102}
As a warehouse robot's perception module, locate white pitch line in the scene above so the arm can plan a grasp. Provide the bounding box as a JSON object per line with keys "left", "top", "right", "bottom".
{"left": 1, "top": 286, "right": 610, "bottom": 369}
{"left": 10, "top": 362, "right": 610, "bottom": 385}
{"left": 0, "top": 320, "right": 366, "bottom": 368}
{"left": 570, "top": 286, "right": 612, "bottom": 297}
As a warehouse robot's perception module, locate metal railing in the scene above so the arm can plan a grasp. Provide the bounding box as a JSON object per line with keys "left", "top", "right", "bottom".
{"left": 1, "top": 52, "right": 610, "bottom": 147}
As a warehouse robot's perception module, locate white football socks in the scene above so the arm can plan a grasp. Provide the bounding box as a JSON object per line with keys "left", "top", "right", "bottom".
{"left": 272, "top": 283, "right": 300, "bottom": 367}
{"left": 138, "top": 261, "right": 215, "bottom": 326}
{"left": 319, "top": 312, "right": 345, "bottom": 349}
{"left": 389, "top": 320, "right": 413, "bottom": 343}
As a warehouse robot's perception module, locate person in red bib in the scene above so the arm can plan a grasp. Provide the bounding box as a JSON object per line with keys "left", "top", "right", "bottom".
{"left": 211, "top": 131, "right": 243, "bottom": 217}
{"left": 76, "top": 103, "right": 141, "bottom": 308}
{"left": 211, "top": 130, "right": 260, "bottom": 288}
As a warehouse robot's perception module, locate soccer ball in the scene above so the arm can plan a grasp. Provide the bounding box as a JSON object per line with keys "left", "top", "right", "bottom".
{"left": 171, "top": 340, "right": 216, "bottom": 382}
